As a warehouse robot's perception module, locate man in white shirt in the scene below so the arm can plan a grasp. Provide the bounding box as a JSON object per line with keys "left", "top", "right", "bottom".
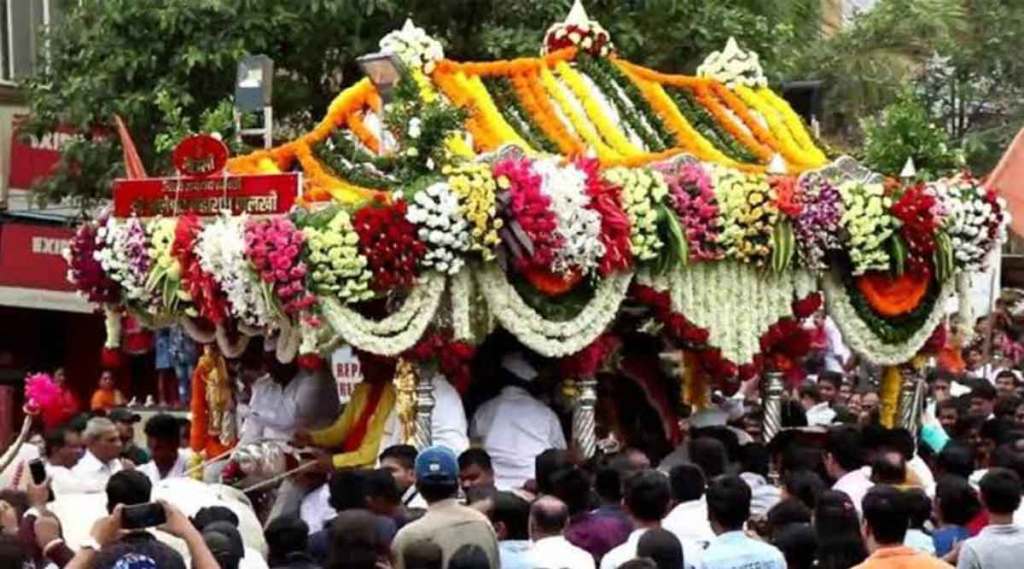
{"left": 663, "top": 464, "right": 714, "bottom": 545}
{"left": 801, "top": 383, "right": 836, "bottom": 427}
{"left": 526, "top": 496, "right": 594, "bottom": 569}
{"left": 239, "top": 365, "right": 339, "bottom": 446}
{"left": 138, "top": 413, "right": 194, "bottom": 484}
{"left": 601, "top": 471, "right": 702, "bottom": 569}
{"left": 824, "top": 426, "right": 871, "bottom": 512}
{"left": 71, "top": 417, "right": 126, "bottom": 493}
{"left": 471, "top": 352, "right": 566, "bottom": 490}
{"left": 380, "top": 372, "right": 469, "bottom": 456}
{"left": 42, "top": 426, "right": 84, "bottom": 495}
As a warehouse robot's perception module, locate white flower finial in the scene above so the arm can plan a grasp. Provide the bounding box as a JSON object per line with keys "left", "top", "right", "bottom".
{"left": 697, "top": 37, "right": 767, "bottom": 89}
{"left": 900, "top": 157, "right": 917, "bottom": 180}
{"left": 565, "top": 0, "right": 590, "bottom": 26}
{"left": 542, "top": 0, "right": 613, "bottom": 56}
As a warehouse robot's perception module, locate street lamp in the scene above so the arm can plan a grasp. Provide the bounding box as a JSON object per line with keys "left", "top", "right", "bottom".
{"left": 356, "top": 52, "right": 405, "bottom": 105}
{"left": 234, "top": 55, "right": 274, "bottom": 149}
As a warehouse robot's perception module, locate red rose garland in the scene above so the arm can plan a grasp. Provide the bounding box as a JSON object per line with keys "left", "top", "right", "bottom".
{"left": 403, "top": 330, "right": 476, "bottom": 394}
{"left": 560, "top": 333, "right": 621, "bottom": 378}
{"left": 891, "top": 183, "right": 939, "bottom": 264}
{"left": 352, "top": 198, "right": 427, "bottom": 292}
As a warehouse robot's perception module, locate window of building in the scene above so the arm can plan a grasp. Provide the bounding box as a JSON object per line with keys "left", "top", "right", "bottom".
{"left": 0, "top": 0, "right": 61, "bottom": 85}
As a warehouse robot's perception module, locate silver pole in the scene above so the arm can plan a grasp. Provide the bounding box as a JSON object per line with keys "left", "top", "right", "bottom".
{"left": 763, "top": 371, "right": 784, "bottom": 443}
{"left": 413, "top": 373, "right": 435, "bottom": 451}
{"left": 572, "top": 378, "right": 599, "bottom": 459}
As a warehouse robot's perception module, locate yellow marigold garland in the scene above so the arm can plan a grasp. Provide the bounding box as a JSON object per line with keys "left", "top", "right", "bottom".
{"left": 539, "top": 66, "right": 620, "bottom": 162}
{"left": 756, "top": 88, "right": 826, "bottom": 162}
{"left": 433, "top": 70, "right": 502, "bottom": 151}
{"left": 554, "top": 61, "right": 641, "bottom": 157}
{"left": 734, "top": 85, "right": 824, "bottom": 169}
{"left": 692, "top": 83, "right": 773, "bottom": 163}
{"left": 294, "top": 141, "right": 382, "bottom": 206}
{"left": 434, "top": 48, "right": 576, "bottom": 77}
{"left": 464, "top": 74, "right": 533, "bottom": 152}
{"left": 515, "top": 69, "right": 584, "bottom": 156}
{"left": 619, "top": 69, "right": 733, "bottom": 165}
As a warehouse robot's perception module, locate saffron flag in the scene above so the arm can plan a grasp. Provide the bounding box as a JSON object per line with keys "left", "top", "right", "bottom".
{"left": 114, "top": 114, "right": 148, "bottom": 180}
{"left": 986, "top": 127, "right": 1024, "bottom": 238}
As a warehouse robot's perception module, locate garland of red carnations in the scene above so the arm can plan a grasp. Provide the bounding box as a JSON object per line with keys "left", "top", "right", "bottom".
{"left": 578, "top": 158, "right": 633, "bottom": 276}
{"left": 402, "top": 330, "right": 476, "bottom": 393}
{"left": 352, "top": 197, "right": 427, "bottom": 292}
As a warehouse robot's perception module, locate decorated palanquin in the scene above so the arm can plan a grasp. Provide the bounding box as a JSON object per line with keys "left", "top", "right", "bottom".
{"left": 66, "top": 2, "right": 1007, "bottom": 436}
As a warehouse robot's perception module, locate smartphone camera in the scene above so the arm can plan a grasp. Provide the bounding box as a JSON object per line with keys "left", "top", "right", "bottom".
{"left": 28, "top": 459, "right": 47, "bottom": 486}
{"left": 121, "top": 502, "right": 167, "bottom": 530}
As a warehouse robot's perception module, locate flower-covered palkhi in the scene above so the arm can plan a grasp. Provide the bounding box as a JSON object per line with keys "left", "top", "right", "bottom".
{"left": 67, "top": 8, "right": 1010, "bottom": 385}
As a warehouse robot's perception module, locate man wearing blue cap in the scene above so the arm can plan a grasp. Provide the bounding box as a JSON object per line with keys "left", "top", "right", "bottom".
{"left": 391, "top": 446, "right": 499, "bottom": 569}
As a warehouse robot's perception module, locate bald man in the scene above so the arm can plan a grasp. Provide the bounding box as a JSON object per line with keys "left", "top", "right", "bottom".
{"left": 526, "top": 496, "right": 594, "bottom": 569}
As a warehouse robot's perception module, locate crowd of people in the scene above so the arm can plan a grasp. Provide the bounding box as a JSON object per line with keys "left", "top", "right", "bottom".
{"left": 4, "top": 308, "right": 1024, "bottom": 568}
{"left": 2, "top": 356, "right": 1024, "bottom": 569}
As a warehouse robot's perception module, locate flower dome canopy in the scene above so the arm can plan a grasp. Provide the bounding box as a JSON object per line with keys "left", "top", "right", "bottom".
{"left": 227, "top": 16, "right": 826, "bottom": 204}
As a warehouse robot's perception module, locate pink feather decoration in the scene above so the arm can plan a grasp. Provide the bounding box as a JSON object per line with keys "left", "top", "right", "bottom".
{"left": 25, "top": 373, "right": 74, "bottom": 428}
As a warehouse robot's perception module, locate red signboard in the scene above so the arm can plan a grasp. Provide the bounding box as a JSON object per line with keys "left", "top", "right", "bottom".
{"left": 112, "top": 172, "right": 299, "bottom": 217}
{"left": 172, "top": 134, "right": 229, "bottom": 177}
{"left": 8, "top": 116, "right": 66, "bottom": 190}
{"left": 0, "top": 223, "right": 76, "bottom": 291}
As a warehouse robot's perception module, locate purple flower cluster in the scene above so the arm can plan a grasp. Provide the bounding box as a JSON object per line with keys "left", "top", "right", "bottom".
{"left": 794, "top": 175, "right": 843, "bottom": 269}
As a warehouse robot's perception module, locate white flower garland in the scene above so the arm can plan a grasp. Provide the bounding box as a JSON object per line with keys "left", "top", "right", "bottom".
{"left": 533, "top": 158, "right": 606, "bottom": 274}
{"left": 94, "top": 217, "right": 154, "bottom": 307}
{"left": 638, "top": 263, "right": 816, "bottom": 365}
{"left": 822, "top": 269, "right": 954, "bottom": 365}
{"left": 477, "top": 264, "right": 632, "bottom": 357}
{"left": 450, "top": 267, "right": 473, "bottom": 342}
{"left": 406, "top": 182, "right": 472, "bottom": 275}
{"left": 319, "top": 272, "right": 446, "bottom": 356}
{"left": 196, "top": 214, "right": 274, "bottom": 329}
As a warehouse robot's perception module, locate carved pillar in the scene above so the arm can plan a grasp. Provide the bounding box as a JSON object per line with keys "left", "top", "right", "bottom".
{"left": 572, "top": 378, "right": 598, "bottom": 459}
{"left": 762, "top": 371, "right": 784, "bottom": 443}
{"left": 898, "top": 368, "right": 925, "bottom": 441}
{"left": 413, "top": 371, "right": 435, "bottom": 451}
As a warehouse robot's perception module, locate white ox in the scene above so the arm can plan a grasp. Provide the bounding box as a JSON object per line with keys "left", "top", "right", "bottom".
{"left": 50, "top": 477, "right": 269, "bottom": 568}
